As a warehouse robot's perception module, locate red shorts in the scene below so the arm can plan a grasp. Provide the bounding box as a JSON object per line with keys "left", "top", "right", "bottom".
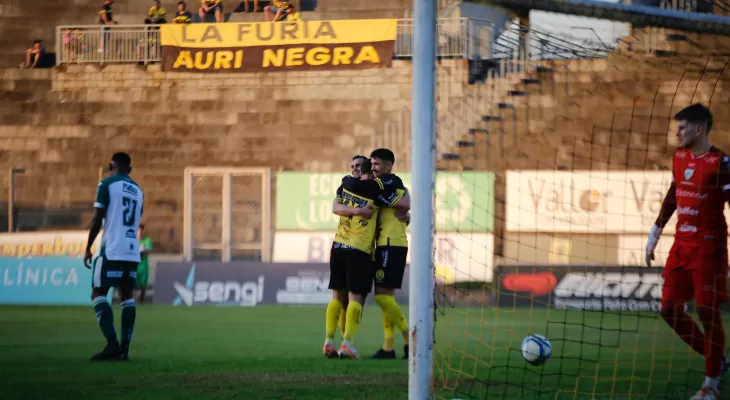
{"left": 662, "top": 242, "right": 729, "bottom": 307}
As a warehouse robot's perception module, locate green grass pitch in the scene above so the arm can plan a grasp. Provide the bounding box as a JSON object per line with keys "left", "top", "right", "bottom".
{"left": 0, "top": 305, "right": 722, "bottom": 399}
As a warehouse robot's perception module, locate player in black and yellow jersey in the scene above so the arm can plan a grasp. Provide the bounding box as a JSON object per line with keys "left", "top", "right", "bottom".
{"left": 368, "top": 148, "right": 412, "bottom": 360}
{"left": 332, "top": 155, "right": 367, "bottom": 339}
{"left": 323, "top": 158, "right": 410, "bottom": 360}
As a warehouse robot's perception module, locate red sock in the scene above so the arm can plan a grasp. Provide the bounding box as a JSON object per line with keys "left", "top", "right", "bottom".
{"left": 662, "top": 305, "right": 706, "bottom": 356}
{"left": 698, "top": 306, "right": 726, "bottom": 377}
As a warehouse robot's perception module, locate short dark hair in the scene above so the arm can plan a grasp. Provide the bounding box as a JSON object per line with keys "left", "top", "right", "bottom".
{"left": 352, "top": 154, "right": 367, "bottom": 162}
{"left": 139, "top": 223, "right": 145, "bottom": 230}
{"left": 112, "top": 152, "right": 132, "bottom": 167}
{"left": 370, "top": 148, "right": 395, "bottom": 164}
{"left": 360, "top": 158, "right": 373, "bottom": 175}
{"left": 675, "top": 103, "right": 713, "bottom": 134}
{"left": 286, "top": 4, "right": 295, "bottom": 10}
{"left": 33, "top": 40, "right": 42, "bottom": 45}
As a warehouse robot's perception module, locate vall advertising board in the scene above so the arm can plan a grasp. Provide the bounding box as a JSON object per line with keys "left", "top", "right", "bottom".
{"left": 506, "top": 171, "right": 730, "bottom": 234}
{"left": 0, "top": 231, "right": 100, "bottom": 305}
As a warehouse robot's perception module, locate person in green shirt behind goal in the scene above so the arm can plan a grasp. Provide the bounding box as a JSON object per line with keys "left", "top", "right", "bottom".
{"left": 136, "top": 224, "right": 152, "bottom": 303}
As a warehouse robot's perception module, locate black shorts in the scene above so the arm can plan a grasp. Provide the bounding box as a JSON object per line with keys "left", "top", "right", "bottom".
{"left": 92, "top": 255, "right": 138, "bottom": 289}
{"left": 329, "top": 244, "right": 374, "bottom": 296}
{"left": 373, "top": 246, "right": 408, "bottom": 289}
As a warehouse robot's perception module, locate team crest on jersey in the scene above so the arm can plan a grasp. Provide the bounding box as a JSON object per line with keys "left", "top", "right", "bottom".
{"left": 684, "top": 168, "right": 695, "bottom": 180}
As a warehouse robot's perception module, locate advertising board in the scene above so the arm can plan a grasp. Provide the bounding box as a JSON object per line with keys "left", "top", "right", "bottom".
{"left": 272, "top": 232, "right": 494, "bottom": 282}
{"left": 0, "top": 257, "right": 91, "bottom": 305}
{"left": 501, "top": 234, "right": 620, "bottom": 265}
{"left": 0, "top": 231, "right": 100, "bottom": 305}
{"left": 275, "top": 172, "right": 495, "bottom": 232}
{"left": 496, "top": 265, "right": 662, "bottom": 311}
{"left": 154, "top": 262, "right": 410, "bottom": 306}
{"left": 505, "top": 171, "right": 730, "bottom": 234}
{"left": 0, "top": 230, "right": 98, "bottom": 257}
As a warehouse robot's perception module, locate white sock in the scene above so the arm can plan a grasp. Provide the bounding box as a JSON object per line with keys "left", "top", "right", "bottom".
{"left": 704, "top": 376, "right": 719, "bottom": 391}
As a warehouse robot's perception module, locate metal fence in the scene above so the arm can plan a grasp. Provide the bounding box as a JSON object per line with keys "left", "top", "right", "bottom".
{"left": 56, "top": 18, "right": 473, "bottom": 65}
{"left": 183, "top": 167, "right": 272, "bottom": 263}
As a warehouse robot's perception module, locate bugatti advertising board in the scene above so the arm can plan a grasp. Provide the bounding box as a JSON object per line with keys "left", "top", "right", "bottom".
{"left": 496, "top": 265, "right": 663, "bottom": 311}
{"left": 154, "top": 262, "right": 409, "bottom": 306}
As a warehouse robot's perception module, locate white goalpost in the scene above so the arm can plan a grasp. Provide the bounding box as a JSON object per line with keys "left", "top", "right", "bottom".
{"left": 408, "top": 0, "right": 437, "bottom": 398}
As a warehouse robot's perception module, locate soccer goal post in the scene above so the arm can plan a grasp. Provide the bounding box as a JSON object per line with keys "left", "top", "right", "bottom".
{"left": 408, "top": 0, "right": 437, "bottom": 398}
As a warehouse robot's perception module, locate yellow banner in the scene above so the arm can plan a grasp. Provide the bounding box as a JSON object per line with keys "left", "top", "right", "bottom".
{"left": 161, "top": 19, "right": 398, "bottom": 48}
{"left": 160, "top": 19, "right": 398, "bottom": 73}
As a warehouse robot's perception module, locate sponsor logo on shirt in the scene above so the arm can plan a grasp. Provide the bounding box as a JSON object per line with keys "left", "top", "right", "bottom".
{"left": 677, "top": 207, "right": 699, "bottom": 216}
{"left": 678, "top": 224, "right": 698, "bottom": 233}
{"left": 676, "top": 189, "right": 708, "bottom": 200}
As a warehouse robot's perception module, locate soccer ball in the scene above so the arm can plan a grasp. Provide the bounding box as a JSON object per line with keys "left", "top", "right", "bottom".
{"left": 521, "top": 334, "right": 552, "bottom": 366}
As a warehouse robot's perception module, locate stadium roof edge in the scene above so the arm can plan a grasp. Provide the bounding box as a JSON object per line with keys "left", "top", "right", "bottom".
{"left": 470, "top": 0, "right": 730, "bottom": 35}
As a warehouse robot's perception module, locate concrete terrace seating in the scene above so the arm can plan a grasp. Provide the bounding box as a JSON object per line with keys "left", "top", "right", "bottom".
{"left": 0, "top": 63, "right": 414, "bottom": 249}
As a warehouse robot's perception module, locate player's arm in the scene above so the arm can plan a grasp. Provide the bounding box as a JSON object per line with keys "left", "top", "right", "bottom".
{"left": 645, "top": 175, "right": 677, "bottom": 267}
{"left": 85, "top": 181, "right": 109, "bottom": 268}
{"left": 331, "top": 183, "right": 373, "bottom": 218}
{"left": 394, "top": 186, "right": 411, "bottom": 225}
{"left": 342, "top": 176, "right": 410, "bottom": 211}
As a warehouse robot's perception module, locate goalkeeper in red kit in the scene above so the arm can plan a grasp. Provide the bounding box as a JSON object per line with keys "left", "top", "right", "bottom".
{"left": 646, "top": 104, "right": 730, "bottom": 400}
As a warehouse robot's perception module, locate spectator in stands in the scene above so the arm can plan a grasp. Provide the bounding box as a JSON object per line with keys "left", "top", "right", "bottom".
{"left": 283, "top": 4, "right": 301, "bottom": 21}
{"left": 98, "top": 0, "right": 117, "bottom": 54}
{"left": 172, "top": 1, "right": 193, "bottom": 24}
{"left": 233, "top": 0, "right": 260, "bottom": 13}
{"left": 64, "top": 28, "right": 86, "bottom": 63}
{"left": 264, "top": 1, "right": 289, "bottom": 22}
{"left": 144, "top": 0, "right": 167, "bottom": 24}
{"left": 24, "top": 40, "right": 46, "bottom": 68}
{"left": 99, "top": 0, "right": 116, "bottom": 25}
{"left": 199, "top": 0, "right": 224, "bottom": 23}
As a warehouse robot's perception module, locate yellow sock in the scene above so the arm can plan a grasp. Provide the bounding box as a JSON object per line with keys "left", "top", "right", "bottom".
{"left": 338, "top": 309, "right": 346, "bottom": 337}
{"left": 343, "top": 301, "right": 363, "bottom": 343}
{"left": 375, "top": 294, "right": 409, "bottom": 344}
{"left": 382, "top": 313, "right": 395, "bottom": 351}
{"left": 325, "top": 299, "right": 343, "bottom": 340}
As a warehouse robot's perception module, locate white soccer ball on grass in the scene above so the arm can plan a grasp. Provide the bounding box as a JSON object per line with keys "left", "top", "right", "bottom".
{"left": 521, "top": 334, "right": 552, "bottom": 366}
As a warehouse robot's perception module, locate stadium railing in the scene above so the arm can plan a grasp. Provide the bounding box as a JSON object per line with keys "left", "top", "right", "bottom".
{"left": 54, "top": 18, "right": 474, "bottom": 66}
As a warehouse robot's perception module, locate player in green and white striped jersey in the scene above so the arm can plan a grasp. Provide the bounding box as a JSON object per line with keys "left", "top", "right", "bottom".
{"left": 84, "top": 152, "right": 145, "bottom": 361}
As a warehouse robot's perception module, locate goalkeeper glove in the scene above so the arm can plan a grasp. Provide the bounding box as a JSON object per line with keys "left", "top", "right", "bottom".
{"left": 645, "top": 224, "right": 662, "bottom": 267}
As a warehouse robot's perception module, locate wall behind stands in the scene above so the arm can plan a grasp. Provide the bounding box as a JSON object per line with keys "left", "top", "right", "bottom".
{"left": 3, "top": 60, "right": 467, "bottom": 252}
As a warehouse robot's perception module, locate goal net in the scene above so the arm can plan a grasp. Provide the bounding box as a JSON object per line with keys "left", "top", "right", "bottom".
{"left": 431, "top": 5, "right": 730, "bottom": 400}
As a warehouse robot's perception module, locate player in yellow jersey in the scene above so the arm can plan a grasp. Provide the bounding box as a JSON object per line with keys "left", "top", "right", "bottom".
{"left": 368, "top": 148, "right": 411, "bottom": 360}
{"left": 330, "top": 155, "right": 368, "bottom": 340}
{"left": 323, "top": 158, "right": 410, "bottom": 359}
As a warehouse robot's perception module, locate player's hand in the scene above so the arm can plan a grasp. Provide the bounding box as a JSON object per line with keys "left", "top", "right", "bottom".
{"left": 357, "top": 206, "right": 374, "bottom": 219}
{"left": 645, "top": 250, "right": 655, "bottom": 268}
{"left": 83, "top": 251, "right": 93, "bottom": 269}
{"left": 396, "top": 210, "right": 410, "bottom": 225}
{"left": 645, "top": 224, "right": 662, "bottom": 267}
